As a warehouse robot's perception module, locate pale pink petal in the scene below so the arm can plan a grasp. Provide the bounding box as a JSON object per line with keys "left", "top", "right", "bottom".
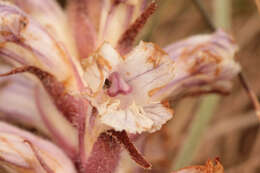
{"left": 0, "top": 66, "right": 84, "bottom": 158}
{"left": 0, "top": 122, "right": 77, "bottom": 173}
{"left": 10, "top": 0, "right": 78, "bottom": 59}
{"left": 100, "top": 101, "right": 154, "bottom": 133}
{"left": 100, "top": 102, "right": 173, "bottom": 134}
{"left": 99, "top": 0, "right": 148, "bottom": 47}
{"left": 67, "top": 0, "right": 148, "bottom": 58}
{"left": 142, "top": 103, "right": 173, "bottom": 132}
{"left": 117, "top": 41, "right": 176, "bottom": 105}
{"left": 0, "top": 2, "right": 85, "bottom": 92}
{"left": 82, "top": 42, "right": 173, "bottom": 134}
{"left": 119, "top": 31, "right": 240, "bottom": 104}
{"left": 83, "top": 33, "right": 239, "bottom": 134}
{"left": 82, "top": 42, "right": 123, "bottom": 94}
{"left": 67, "top": 0, "right": 99, "bottom": 58}
{"left": 82, "top": 43, "right": 153, "bottom": 133}
{"left": 161, "top": 29, "right": 241, "bottom": 99}
{"left": 35, "top": 85, "right": 78, "bottom": 158}
{"left": 0, "top": 65, "right": 48, "bottom": 134}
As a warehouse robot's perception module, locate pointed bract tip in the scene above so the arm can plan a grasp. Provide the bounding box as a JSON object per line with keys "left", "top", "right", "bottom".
{"left": 116, "top": 1, "right": 158, "bottom": 55}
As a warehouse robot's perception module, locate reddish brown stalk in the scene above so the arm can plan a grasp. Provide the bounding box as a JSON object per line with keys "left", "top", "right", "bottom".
{"left": 84, "top": 133, "right": 121, "bottom": 173}
{"left": 116, "top": 1, "right": 158, "bottom": 55}
{"left": 108, "top": 130, "right": 152, "bottom": 169}
{"left": 192, "top": 0, "right": 260, "bottom": 120}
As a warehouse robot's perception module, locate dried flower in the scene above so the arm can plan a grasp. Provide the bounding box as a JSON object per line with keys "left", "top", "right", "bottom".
{"left": 0, "top": 0, "right": 240, "bottom": 173}
{"left": 172, "top": 158, "right": 224, "bottom": 173}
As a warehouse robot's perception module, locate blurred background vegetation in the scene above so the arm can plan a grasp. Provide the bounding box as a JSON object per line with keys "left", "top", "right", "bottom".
{"left": 58, "top": 0, "right": 260, "bottom": 172}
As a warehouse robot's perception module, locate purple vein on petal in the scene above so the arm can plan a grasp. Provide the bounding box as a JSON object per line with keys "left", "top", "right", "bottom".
{"left": 0, "top": 49, "right": 27, "bottom": 65}
{"left": 0, "top": 67, "right": 79, "bottom": 157}
{"left": 24, "top": 140, "right": 55, "bottom": 173}
{"left": 0, "top": 155, "right": 31, "bottom": 169}
{"left": 127, "top": 64, "right": 162, "bottom": 82}
{"left": 0, "top": 3, "right": 85, "bottom": 91}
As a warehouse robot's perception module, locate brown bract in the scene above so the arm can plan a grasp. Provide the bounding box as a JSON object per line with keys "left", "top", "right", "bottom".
{"left": 108, "top": 130, "right": 152, "bottom": 169}
{"left": 116, "top": 2, "right": 157, "bottom": 55}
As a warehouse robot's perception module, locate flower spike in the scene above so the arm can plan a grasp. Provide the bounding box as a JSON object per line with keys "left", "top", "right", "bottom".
{"left": 0, "top": 1, "right": 246, "bottom": 172}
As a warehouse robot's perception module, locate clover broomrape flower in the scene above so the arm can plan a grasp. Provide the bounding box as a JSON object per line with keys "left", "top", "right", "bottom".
{"left": 0, "top": 0, "right": 240, "bottom": 173}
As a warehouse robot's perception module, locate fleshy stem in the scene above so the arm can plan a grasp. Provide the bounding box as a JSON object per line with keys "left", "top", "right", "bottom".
{"left": 173, "top": 0, "right": 231, "bottom": 170}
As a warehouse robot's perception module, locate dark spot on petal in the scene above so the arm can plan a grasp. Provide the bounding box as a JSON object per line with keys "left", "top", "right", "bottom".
{"left": 104, "top": 78, "right": 111, "bottom": 89}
